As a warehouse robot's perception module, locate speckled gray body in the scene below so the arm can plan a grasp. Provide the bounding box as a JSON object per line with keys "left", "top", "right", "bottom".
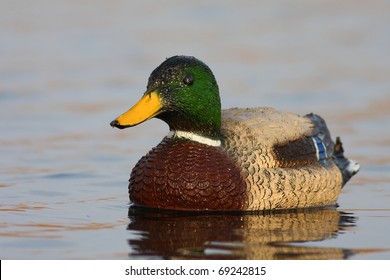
{"left": 221, "top": 107, "right": 343, "bottom": 210}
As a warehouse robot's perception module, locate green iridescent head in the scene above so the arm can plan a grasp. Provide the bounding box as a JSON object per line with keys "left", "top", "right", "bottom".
{"left": 111, "top": 56, "right": 222, "bottom": 138}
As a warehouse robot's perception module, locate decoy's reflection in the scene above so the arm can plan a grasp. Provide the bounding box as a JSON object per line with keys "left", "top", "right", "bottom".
{"left": 127, "top": 205, "right": 357, "bottom": 260}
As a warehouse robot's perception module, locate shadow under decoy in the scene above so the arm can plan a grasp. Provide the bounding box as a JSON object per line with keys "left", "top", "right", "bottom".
{"left": 126, "top": 205, "right": 358, "bottom": 260}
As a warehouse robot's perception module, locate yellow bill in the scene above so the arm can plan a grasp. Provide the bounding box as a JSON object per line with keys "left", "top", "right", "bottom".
{"left": 110, "top": 91, "right": 162, "bottom": 128}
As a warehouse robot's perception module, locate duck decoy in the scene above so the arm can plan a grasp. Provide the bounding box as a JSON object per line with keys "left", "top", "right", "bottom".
{"left": 110, "top": 55, "right": 360, "bottom": 211}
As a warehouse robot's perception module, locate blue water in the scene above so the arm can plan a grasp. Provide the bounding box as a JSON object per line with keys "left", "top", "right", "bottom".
{"left": 1, "top": 0, "right": 389, "bottom": 259}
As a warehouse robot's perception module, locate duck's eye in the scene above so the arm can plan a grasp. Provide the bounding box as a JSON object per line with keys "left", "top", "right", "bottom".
{"left": 183, "top": 74, "right": 194, "bottom": 86}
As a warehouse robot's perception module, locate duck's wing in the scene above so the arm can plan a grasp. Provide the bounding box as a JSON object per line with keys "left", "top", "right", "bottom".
{"left": 221, "top": 107, "right": 334, "bottom": 168}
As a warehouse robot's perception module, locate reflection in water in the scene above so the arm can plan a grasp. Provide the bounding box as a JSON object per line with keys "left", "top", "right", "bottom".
{"left": 127, "top": 206, "right": 357, "bottom": 260}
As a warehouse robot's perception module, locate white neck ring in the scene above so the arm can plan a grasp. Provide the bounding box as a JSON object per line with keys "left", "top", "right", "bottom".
{"left": 167, "top": 130, "right": 221, "bottom": 147}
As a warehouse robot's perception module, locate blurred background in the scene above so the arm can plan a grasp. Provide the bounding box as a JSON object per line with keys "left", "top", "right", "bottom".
{"left": 1, "top": 0, "right": 389, "bottom": 259}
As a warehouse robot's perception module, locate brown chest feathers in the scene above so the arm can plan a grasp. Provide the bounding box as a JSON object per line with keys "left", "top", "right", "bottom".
{"left": 129, "top": 137, "right": 249, "bottom": 211}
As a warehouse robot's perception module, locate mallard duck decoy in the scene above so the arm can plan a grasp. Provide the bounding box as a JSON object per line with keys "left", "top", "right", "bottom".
{"left": 110, "top": 55, "right": 360, "bottom": 211}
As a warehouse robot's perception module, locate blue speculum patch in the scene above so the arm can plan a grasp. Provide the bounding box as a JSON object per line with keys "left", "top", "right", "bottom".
{"left": 312, "top": 136, "right": 327, "bottom": 161}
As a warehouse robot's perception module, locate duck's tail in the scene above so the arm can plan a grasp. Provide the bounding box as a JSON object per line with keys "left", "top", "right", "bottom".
{"left": 332, "top": 136, "right": 360, "bottom": 186}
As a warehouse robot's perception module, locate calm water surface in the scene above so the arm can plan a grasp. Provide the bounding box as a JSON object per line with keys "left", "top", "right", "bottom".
{"left": 1, "top": 0, "right": 389, "bottom": 259}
